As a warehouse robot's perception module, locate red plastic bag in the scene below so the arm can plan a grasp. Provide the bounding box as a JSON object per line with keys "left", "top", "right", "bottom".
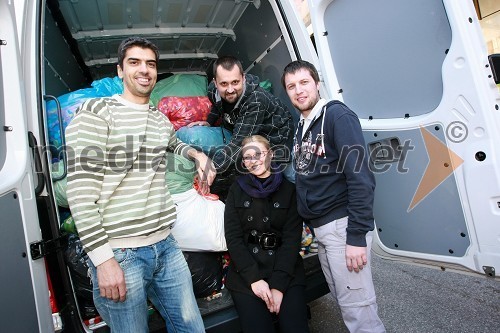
{"left": 158, "top": 96, "right": 212, "bottom": 130}
{"left": 193, "top": 176, "right": 219, "bottom": 201}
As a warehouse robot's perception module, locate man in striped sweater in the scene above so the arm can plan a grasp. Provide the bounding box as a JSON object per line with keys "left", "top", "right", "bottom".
{"left": 65, "top": 37, "right": 215, "bottom": 333}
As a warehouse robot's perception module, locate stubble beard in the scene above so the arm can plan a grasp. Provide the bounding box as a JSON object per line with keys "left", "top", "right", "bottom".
{"left": 225, "top": 92, "right": 238, "bottom": 103}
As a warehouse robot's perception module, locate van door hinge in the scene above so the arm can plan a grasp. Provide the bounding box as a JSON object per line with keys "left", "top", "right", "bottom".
{"left": 0, "top": 40, "right": 6, "bottom": 46}
{"left": 30, "top": 234, "right": 68, "bottom": 260}
{"left": 482, "top": 266, "right": 495, "bottom": 278}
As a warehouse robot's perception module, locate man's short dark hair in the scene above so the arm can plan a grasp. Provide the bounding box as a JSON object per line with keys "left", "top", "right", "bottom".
{"left": 281, "top": 60, "right": 320, "bottom": 88}
{"left": 117, "top": 37, "right": 160, "bottom": 69}
{"left": 213, "top": 56, "right": 244, "bottom": 78}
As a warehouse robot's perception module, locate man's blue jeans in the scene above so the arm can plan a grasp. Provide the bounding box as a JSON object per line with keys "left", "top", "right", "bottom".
{"left": 88, "top": 234, "right": 205, "bottom": 333}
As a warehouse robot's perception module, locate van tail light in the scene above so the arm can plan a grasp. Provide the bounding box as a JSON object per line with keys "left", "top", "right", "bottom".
{"left": 84, "top": 316, "right": 103, "bottom": 327}
{"left": 46, "top": 270, "right": 58, "bottom": 313}
{"left": 45, "top": 260, "right": 63, "bottom": 331}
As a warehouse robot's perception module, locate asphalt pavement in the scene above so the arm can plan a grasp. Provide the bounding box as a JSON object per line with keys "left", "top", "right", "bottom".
{"left": 307, "top": 255, "right": 500, "bottom": 333}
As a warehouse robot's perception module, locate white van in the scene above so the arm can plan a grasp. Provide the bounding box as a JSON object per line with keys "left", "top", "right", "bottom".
{"left": 1, "top": 0, "right": 499, "bottom": 332}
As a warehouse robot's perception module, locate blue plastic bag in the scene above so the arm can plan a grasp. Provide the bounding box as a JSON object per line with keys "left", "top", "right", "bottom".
{"left": 176, "top": 126, "right": 232, "bottom": 156}
{"left": 45, "top": 77, "right": 123, "bottom": 156}
{"left": 45, "top": 88, "right": 98, "bottom": 155}
{"left": 91, "top": 76, "right": 123, "bottom": 96}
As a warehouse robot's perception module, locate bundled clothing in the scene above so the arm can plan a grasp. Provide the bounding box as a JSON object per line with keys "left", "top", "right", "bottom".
{"left": 207, "top": 74, "right": 293, "bottom": 172}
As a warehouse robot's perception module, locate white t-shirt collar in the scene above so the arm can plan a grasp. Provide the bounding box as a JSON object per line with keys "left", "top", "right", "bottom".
{"left": 300, "top": 98, "right": 327, "bottom": 138}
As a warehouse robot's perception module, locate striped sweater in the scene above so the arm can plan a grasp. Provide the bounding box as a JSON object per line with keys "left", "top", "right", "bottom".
{"left": 65, "top": 94, "right": 192, "bottom": 266}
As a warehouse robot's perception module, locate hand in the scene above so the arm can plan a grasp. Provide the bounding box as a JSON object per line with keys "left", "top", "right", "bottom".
{"left": 187, "top": 121, "right": 210, "bottom": 127}
{"left": 188, "top": 150, "right": 216, "bottom": 195}
{"left": 345, "top": 245, "right": 368, "bottom": 273}
{"left": 193, "top": 175, "right": 219, "bottom": 200}
{"left": 269, "top": 289, "right": 283, "bottom": 314}
{"left": 251, "top": 280, "right": 274, "bottom": 309}
{"left": 96, "top": 258, "right": 127, "bottom": 302}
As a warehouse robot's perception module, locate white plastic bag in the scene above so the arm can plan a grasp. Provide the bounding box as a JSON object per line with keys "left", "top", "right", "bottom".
{"left": 171, "top": 189, "right": 227, "bottom": 251}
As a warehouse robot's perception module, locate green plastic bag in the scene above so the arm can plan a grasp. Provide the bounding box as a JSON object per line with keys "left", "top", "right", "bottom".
{"left": 259, "top": 79, "right": 272, "bottom": 93}
{"left": 61, "top": 215, "right": 77, "bottom": 234}
{"left": 150, "top": 74, "right": 208, "bottom": 107}
{"left": 51, "top": 161, "right": 69, "bottom": 208}
{"left": 165, "top": 153, "right": 196, "bottom": 195}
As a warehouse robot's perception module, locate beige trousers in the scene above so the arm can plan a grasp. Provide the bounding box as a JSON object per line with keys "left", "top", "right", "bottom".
{"left": 314, "top": 217, "right": 386, "bottom": 333}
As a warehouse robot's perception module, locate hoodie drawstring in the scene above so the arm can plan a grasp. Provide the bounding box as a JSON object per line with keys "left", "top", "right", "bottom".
{"left": 320, "top": 105, "right": 327, "bottom": 159}
{"left": 297, "top": 107, "right": 327, "bottom": 159}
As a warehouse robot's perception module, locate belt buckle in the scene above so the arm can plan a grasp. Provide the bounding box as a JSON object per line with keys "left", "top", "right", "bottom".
{"left": 259, "top": 233, "right": 277, "bottom": 250}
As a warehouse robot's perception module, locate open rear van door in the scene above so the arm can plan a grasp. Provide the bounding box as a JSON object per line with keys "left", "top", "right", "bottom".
{"left": 307, "top": 0, "right": 500, "bottom": 277}
{"left": 0, "top": 1, "right": 54, "bottom": 331}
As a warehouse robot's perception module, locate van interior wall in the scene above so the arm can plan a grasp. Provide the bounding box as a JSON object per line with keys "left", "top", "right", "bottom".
{"left": 321, "top": 0, "right": 451, "bottom": 119}
{"left": 44, "top": 3, "right": 89, "bottom": 96}
{"left": 216, "top": 0, "right": 296, "bottom": 119}
{"left": 43, "top": 0, "right": 297, "bottom": 121}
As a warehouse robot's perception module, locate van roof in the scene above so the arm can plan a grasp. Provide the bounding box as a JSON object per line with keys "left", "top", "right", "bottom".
{"left": 50, "top": 0, "right": 252, "bottom": 78}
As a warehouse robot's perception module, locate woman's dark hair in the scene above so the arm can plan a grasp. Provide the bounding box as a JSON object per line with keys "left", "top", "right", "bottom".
{"left": 281, "top": 60, "right": 320, "bottom": 88}
{"left": 117, "top": 37, "right": 160, "bottom": 69}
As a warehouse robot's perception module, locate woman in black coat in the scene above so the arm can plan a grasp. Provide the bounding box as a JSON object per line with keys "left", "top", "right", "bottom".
{"left": 224, "top": 135, "right": 309, "bottom": 333}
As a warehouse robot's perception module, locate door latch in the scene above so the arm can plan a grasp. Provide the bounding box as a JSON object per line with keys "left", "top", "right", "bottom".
{"left": 30, "top": 234, "right": 68, "bottom": 260}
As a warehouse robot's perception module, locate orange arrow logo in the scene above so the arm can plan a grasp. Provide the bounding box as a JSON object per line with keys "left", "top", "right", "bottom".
{"left": 408, "top": 126, "right": 464, "bottom": 211}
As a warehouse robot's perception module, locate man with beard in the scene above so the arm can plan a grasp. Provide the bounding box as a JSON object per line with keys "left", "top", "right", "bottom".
{"left": 190, "top": 56, "right": 294, "bottom": 177}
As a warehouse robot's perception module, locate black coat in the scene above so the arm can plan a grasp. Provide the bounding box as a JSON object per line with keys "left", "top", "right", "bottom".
{"left": 224, "top": 177, "right": 305, "bottom": 296}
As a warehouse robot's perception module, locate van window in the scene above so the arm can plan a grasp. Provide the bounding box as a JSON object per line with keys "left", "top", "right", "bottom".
{"left": 476, "top": 0, "right": 500, "bottom": 56}
{"left": 476, "top": 0, "right": 500, "bottom": 89}
{"left": 322, "top": 0, "right": 451, "bottom": 119}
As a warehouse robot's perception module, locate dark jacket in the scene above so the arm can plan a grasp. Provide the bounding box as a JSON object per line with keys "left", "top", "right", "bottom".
{"left": 224, "top": 176, "right": 305, "bottom": 296}
{"left": 293, "top": 100, "right": 376, "bottom": 247}
{"left": 207, "top": 74, "right": 293, "bottom": 172}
